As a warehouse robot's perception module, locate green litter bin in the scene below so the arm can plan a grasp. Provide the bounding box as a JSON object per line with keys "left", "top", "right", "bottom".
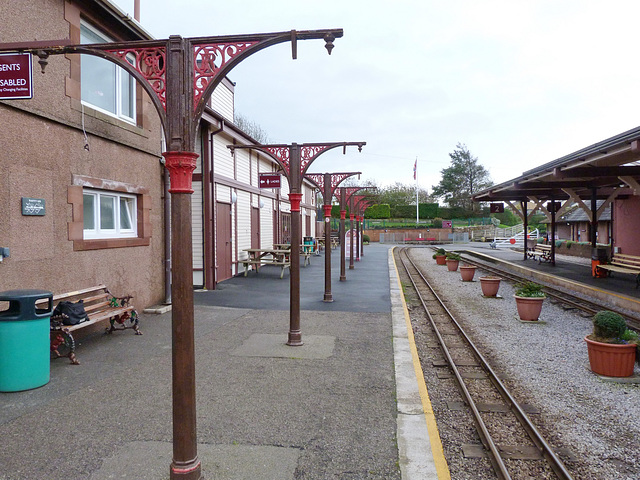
{"left": 0, "top": 289, "right": 52, "bottom": 392}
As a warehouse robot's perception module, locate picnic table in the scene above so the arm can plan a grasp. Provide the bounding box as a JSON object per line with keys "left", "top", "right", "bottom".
{"left": 241, "top": 248, "right": 291, "bottom": 278}
{"left": 274, "top": 243, "right": 314, "bottom": 265}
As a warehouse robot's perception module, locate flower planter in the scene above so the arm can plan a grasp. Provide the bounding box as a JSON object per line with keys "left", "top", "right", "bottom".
{"left": 435, "top": 255, "right": 446, "bottom": 265}
{"left": 514, "top": 295, "right": 545, "bottom": 321}
{"left": 585, "top": 336, "right": 637, "bottom": 377}
{"left": 460, "top": 265, "right": 476, "bottom": 281}
{"left": 446, "top": 259, "right": 459, "bottom": 272}
{"left": 480, "top": 276, "right": 501, "bottom": 297}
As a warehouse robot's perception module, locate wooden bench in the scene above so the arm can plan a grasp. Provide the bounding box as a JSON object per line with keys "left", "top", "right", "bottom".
{"left": 596, "top": 253, "right": 640, "bottom": 288}
{"left": 49, "top": 284, "right": 141, "bottom": 365}
{"left": 527, "top": 244, "right": 552, "bottom": 263}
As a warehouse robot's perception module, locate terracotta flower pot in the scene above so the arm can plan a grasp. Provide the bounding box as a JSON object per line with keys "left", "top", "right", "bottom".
{"left": 480, "top": 276, "right": 501, "bottom": 297}
{"left": 585, "top": 336, "right": 637, "bottom": 377}
{"left": 446, "top": 259, "right": 459, "bottom": 271}
{"left": 460, "top": 265, "right": 476, "bottom": 281}
{"left": 514, "top": 295, "right": 545, "bottom": 321}
{"left": 435, "top": 255, "right": 446, "bottom": 265}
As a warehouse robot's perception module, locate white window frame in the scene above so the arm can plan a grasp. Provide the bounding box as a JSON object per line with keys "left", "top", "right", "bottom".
{"left": 80, "top": 21, "right": 136, "bottom": 124}
{"left": 83, "top": 189, "right": 137, "bottom": 240}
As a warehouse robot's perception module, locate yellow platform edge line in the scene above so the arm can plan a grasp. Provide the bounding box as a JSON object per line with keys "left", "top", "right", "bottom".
{"left": 391, "top": 247, "right": 451, "bottom": 480}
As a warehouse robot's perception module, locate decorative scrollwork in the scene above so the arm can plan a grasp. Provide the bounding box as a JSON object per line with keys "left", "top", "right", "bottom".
{"left": 300, "top": 145, "right": 330, "bottom": 173}
{"left": 342, "top": 186, "right": 366, "bottom": 204}
{"left": 305, "top": 173, "right": 324, "bottom": 191}
{"left": 193, "top": 42, "right": 257, "bottom": 110}
{"left": 331, "top": 173, "right": 353, "bottom": 192}
{"left": 107, "top": 47, "right": 166, "bottom": 110}
{"left": 264, "top": 146, "right": 291, "bottom": 176}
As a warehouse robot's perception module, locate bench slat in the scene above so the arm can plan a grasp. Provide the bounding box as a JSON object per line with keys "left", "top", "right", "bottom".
{"left": 52, "top": 284, "right": 108, "bottom": 302}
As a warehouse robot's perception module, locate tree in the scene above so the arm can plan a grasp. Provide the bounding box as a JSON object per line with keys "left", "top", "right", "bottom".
{"left": 431, "top": 143, "right": 492, "bottom": 214}
{"left": 377, "top": 182, "right": 430, "bottom": 206}
{"left": 234, "top": 112, "right": 271, "bottom": 144}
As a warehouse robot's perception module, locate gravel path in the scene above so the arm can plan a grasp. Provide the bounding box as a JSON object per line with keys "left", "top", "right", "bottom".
{"left": 406, "top": 248, "right": 640, "bottom": 480}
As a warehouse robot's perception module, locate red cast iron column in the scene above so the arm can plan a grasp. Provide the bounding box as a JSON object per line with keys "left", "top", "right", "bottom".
{"left": 287, "top": 144, "right": 303, "bottom": 345}
{"left": 339, "top": 194, "right": 347, "bottom": 282}
{"left": 349, "top": 210, "right": 355, "bottom": 269}
{"left": 164, "top": 35, "right": 201, "bottom": 480}
{"left": 323, "top": 202, "right": 334, "bottom": 302}
{"left": 355, "top": 215, "right": 361, "bottom": 262}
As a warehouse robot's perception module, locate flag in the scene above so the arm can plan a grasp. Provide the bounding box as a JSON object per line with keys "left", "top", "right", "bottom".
{"left": 413, "top": 159, "right": 417, "bottom": 180}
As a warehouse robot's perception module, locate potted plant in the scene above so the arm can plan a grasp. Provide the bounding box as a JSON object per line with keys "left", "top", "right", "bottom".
{"left": 585, "top": 311, "right": 638, "bottom": 377}
{"left": 445, "top": 252, "right": 460, "bottom": 271}
{"left": 432, "top": 248, "right": 446, "bottom": 265}
{"left": 480, "top": 276, "right": 501, "bottom": 297}
{"left": 514, "top": 281, "right": 545, "bottom": 321}
{"left": 459, "top": 264, "right": 477, "bottom": 281}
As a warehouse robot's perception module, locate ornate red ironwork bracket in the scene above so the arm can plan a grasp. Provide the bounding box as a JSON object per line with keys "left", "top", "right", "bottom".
{"left": 288, "top": 193, "right": 303, "bottom": 212}
{"left": 163, "top": 152, "right": 199, "bottom": 193}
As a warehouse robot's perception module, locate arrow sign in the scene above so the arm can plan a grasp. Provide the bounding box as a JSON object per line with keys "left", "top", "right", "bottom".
{"left": 259, "top": 173, "right": 281, "bottom": 188}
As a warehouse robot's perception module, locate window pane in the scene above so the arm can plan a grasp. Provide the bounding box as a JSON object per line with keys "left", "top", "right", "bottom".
{"left": 80, "top": 24, "right": 118, "bottom": 115}
{"left": 100, "top": 195, "right": 116, "bottom": 230}
{"left": 120, "top": 68, "right": 133, "bottom": 119}
{"left": 120, "top": 197, "right": 133, "bottom": 229}
{"left": 83, "top": 194, "right": 95, "bottom": 230}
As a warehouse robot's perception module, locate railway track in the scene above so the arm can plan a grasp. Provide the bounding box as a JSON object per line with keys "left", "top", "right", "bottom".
{"left": 397, "top": 247, "right": 574, "bottom": 480}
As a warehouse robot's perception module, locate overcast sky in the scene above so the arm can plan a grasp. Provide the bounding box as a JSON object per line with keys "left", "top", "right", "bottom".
{"left": 113, "top": 0, "right": 640, "bottom": 192}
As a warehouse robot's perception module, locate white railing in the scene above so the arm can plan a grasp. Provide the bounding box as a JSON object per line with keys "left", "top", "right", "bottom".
{"left": 492, "top": 228, "right": 539, "bottom": 248}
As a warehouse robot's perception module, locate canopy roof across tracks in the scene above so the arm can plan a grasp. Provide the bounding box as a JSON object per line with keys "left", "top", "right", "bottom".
{"left": 473, "top": 126, "right": 640, "bottom": 204}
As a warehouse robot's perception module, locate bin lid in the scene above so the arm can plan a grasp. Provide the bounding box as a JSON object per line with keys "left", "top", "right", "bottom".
{"left": 0, "top": 289, "right": 52, "bottom": 321}
{"left": 0, "top": 289, "right": 52, "bottom": 301}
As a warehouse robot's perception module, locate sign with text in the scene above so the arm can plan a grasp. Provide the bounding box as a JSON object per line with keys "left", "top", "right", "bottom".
{"left": 21, "top": 197, "right": 45, "bottom": 216}
{"left": 490, "top": 203, "right": 504, "bottom": 213}
{"left": 546, "top": 201, "right": 561, "bottom": 213}
{"left": 442, "top": 220, "right": 452, "bottom": 228}
{"left": 259, "top": 173, "right": 281, "bottom": 189}
{"left": 0, "top": 53, "right": 33, "bottom": 100}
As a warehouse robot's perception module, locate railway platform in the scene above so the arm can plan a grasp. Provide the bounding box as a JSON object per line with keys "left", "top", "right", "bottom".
{"left": 0, "top": 243, "right": 445, "bottom": 480}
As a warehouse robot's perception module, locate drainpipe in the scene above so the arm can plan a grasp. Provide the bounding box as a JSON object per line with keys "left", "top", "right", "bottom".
{"left": 205, "top": 118, "right": 224, "bottom": 290}
{"left": 162, "top": 158, "right": 172, "bottom": 305}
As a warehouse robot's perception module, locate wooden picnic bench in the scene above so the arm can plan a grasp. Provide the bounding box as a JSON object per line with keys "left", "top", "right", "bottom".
{"left": 595, "top": 253, "right": 640, "bottom": 288}
{"left": 274, "top": 243, "right": 314, "bottom": 265}
{"left": 48, "top": 284, "right": 140, "bottom": 365}
{"left": 242, "top": 248, "right": 291, "bottom": 278}
{"left": 527, "top": 244, "right": 552, "bottom": 263}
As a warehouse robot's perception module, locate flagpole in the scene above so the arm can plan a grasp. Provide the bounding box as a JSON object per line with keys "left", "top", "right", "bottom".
{"left": 415, "top": 157, "right": 419, "bottom": 225}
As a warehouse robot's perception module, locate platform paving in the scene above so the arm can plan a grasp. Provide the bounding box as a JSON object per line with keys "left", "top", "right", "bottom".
{"left": 0, "top": 243, "right": 440, "bottom": 480}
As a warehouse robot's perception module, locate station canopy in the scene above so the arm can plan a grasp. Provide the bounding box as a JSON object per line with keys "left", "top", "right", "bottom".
{"left": 473, "top": 126, "right": 640, "bottom": 204}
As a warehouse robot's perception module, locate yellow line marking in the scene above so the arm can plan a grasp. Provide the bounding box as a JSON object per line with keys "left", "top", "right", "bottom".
{"left": 392, "top": 247, "right": 451, "bottom": 480}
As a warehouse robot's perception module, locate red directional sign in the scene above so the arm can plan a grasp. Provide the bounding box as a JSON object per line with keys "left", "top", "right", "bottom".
{"left": 259, "top": 173, "right": 281, "bottom": 188}
{"left": 0, "top": 53, "right": 33, "bottom": 100}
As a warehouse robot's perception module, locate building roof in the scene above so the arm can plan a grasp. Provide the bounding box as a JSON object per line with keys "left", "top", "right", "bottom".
{"left": 97, "top": 0, "right": 154, "bottom": 40}
{"left": 473, "top": 126, "right": 640, "bottom": 202}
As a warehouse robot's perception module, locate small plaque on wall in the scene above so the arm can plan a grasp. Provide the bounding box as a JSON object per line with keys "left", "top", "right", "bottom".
{"left": 21, "top": 197, "right": 45, "bottom": 216}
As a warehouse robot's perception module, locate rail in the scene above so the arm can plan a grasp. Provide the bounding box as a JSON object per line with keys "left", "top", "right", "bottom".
{"left": 398, "top": 247, "right": 574, "bottom": 480}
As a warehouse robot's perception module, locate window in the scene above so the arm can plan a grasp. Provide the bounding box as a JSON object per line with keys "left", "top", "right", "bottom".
{"left": 83, "top": 189, "right": 137, "bottom": 239}
{"left": 80, "top": 22, "right": 136, "bottom": 122}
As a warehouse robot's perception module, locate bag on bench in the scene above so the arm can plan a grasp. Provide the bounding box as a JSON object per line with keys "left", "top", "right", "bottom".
{"left": 53, "top": 300, "right": 89, "bottom": 326}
